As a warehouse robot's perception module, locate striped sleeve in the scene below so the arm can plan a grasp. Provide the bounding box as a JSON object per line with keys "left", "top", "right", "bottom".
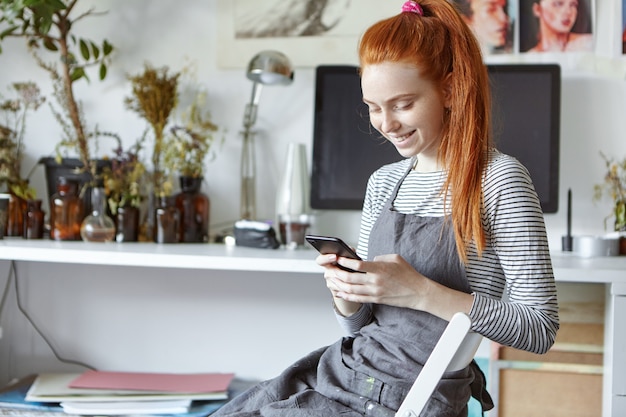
{"left": 467, "top": 152, "right": 559, "bottom": 354}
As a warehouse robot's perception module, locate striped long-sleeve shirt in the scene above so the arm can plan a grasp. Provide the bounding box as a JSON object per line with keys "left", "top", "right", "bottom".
{"left": 337, "top": 149, "right": 559, "bottom": 354}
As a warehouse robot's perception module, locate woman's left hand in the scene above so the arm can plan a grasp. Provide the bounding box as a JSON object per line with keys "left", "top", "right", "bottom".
{"left": 332, "top": 253, "right": 474, "bottom": 318}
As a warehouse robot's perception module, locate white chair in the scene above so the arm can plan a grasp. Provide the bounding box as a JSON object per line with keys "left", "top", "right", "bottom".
{"left": 395, "top": 312, "right": 483, "bottom": 417}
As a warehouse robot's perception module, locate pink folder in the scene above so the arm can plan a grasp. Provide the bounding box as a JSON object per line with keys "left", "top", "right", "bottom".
{"left": 69, "top": 371, "right": 234, "bottom": 394}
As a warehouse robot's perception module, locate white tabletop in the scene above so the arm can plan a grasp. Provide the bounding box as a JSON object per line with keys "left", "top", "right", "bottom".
{"left": 1, "top": 239, "right": 625, "bottom": 283}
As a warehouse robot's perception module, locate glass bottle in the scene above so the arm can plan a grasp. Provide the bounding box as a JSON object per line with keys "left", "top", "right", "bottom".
{"left": 49, "top": 177, "right": 84, "bottom": 241}
{"left": 115, "top": 205, "right": 140, "bottom": 242}
{"left": 23, "top": 199, "right": 45, "bottom": 239}
{"left": 154, "top": 196, "right": 180, "bottom": 244}
{"left": 175, "top": 176, "right": 210, "bottom": 243}
{"left": 5, "top": 192, "right": 27, "bottom": 237}
{"left": 81, "top": 184, "right": 115, "bottom": 242}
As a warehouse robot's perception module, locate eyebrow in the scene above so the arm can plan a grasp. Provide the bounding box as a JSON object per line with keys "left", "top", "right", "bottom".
{"left": 362, "top": 93, "right": 417, "bottom": 106}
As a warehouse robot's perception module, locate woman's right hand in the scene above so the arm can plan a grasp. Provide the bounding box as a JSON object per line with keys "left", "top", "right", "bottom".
{"left": 316, "top": 253, "right": 364, "bottom": 317}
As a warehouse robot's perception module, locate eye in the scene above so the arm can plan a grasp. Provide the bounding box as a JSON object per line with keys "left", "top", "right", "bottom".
{"left": 394, "top": 101, "right": 413, "bottom": 111}
{"left": 366, "top": 104, "right": 381, "bottom": 114}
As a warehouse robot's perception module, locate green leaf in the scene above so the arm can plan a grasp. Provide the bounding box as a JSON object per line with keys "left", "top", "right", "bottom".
{"left": 37, "top": 15, "right": 52, "bottom": 34}
{"left": 0, "top": 25, "right": 17, "bottom": 40}
{"left": 43, "top": 37, "right": 57, "bottom": 51}
{"left": 46, "top": 0, "right": 68, "bottom": 11}
{"left": 79, "top": 39, "right": 89, "bottom": 60}
{"left": 70, "top": 67, "right": 85, "bottom": 82}
{"left": 90, "top": 41, "right": 100, "bottom": 60}
{"left": 99, "top": 62, "right": 107, "bottom": 80}
{"left": 102, "top": 39, "right": 113, "bottom": 55}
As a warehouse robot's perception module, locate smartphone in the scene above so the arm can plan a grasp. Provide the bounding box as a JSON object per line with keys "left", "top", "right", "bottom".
{"left": 305, "top": 234, "right": 362, "bottom": 272}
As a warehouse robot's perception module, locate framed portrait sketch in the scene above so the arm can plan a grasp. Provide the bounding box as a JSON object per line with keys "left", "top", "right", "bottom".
{"left": 519, "top": 0, "right": 594, "bottom": 53}
{"left": 216, "top": 0, "right": 399, "bottom": 68}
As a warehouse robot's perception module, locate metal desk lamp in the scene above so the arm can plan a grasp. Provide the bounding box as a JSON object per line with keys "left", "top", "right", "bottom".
{"left": 240, "top": 50, "right": 294, "bottom": 220}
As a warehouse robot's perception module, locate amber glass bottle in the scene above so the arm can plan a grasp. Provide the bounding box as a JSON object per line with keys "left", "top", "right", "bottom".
{"left": 5, "top": 193, "right": 27, "bottom": 237}
{"left": 23, "top": 199, "right": 45, "bottom": 239}
{"left": 175, "top": 176, "right": 209, "bottom": 243}
{"left": 49, "top": 177, "right": 84, "bottom": 241}
{"left": 154, "top": 196, "right": 180, "bottom": 244}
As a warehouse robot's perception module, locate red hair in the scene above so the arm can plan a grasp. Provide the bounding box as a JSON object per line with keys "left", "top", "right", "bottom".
{"left": 358, "top": 0, "right": 492, "bottom": 261}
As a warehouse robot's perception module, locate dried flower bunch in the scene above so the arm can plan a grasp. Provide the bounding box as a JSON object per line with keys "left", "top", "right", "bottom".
{"left": 102, "top": 138, "right": 147, "bottom": 215}
{"left": 126, "top": 63, "right": 222, "bottom": 193}
{"left": 125, "top": 64, "right": 179, "bottom": 196}
{"left": 163, "top": 87, "right": 221, "bottom": 178}
{"left": 593, "top": 152, "right": 626, "bottom": 231}
{"left": 0, "top": 82, "right": 45, "bottom": 199}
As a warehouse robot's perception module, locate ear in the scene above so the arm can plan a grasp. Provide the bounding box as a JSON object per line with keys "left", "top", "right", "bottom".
{"left": 442, "top": 73, "right": 453, "bottom": 109}
{"left": 532, "top": 2, "right": 541, "bottom": 18}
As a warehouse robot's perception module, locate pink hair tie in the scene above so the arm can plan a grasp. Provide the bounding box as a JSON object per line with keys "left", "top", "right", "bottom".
{"left": 401, "top": 0, "right": 423, "bottom": 15}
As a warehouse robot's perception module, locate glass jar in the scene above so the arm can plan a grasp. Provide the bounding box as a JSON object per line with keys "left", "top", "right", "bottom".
{"left": 175, "top": 176, "right": 210, "bottom": 243}
{"left": 23, "top": 199, "right": 45, "bottom": 239}
{"left": 49, "top": 177, "right": 84, "bottom": 241}
{"left": 154, "top": 196, "right": 180, "bottom": 244}
{"left": 81, "top": 185, "right": 115, "bottom": 242}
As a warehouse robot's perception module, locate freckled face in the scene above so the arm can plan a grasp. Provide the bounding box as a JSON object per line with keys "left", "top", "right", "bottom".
{"left": 361, "top": 62, "right": 450, "bottom": 161}
{"left": 535, "top": 0, "right": 579, "bottom": 34}
{"left": 469, "top": 0, "right": 509, "bottom": 48}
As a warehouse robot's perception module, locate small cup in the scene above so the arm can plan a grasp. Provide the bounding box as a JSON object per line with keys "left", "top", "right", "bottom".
{"left": 0, "top": 193, "right": 10, "bottom": 239}
{"left": 278, "top": 213, "right": 311, "bottom": 249}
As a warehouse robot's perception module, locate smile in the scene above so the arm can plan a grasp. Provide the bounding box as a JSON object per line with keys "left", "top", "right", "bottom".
{"left": 388, "top": 131, "right": 415, "bottom": 142}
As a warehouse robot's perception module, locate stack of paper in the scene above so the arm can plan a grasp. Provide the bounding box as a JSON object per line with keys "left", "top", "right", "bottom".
{"left": 18, "top": 371, "right": 234, "bottom": 416}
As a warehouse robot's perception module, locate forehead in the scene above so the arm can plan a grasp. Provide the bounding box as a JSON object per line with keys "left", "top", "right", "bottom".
{"left": 361, "top": 62, "right": 438, "bottom": 99}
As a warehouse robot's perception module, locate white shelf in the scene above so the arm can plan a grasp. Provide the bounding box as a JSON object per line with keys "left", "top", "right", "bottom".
{"left": 0, "top": 239, "right": 322, "bottom": 274}
{"left": 1, "top": 239, "right": 625, "bottom": 283}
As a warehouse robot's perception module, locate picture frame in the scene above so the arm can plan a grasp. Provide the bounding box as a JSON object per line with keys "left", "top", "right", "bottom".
{"left": 216, "top": 0, "right": 398, "bottom": 68}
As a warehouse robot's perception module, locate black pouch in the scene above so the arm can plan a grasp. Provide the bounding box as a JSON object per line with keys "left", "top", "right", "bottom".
{"left": 233, "top": 220, "right": 281, "bottom": 249}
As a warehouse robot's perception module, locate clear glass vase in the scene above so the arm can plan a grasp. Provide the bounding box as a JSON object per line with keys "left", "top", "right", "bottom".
{"left": 80, "top": 185, "right": 115, "bottom": 242}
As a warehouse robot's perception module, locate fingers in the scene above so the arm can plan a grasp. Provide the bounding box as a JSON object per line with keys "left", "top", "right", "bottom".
{"left": 315, "top": 253, "right": 338, "bottom": 267}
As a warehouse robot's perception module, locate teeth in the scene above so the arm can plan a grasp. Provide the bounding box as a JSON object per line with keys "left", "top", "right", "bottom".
{"left": 391, "top": 134, "right": 410, "bottom": 141}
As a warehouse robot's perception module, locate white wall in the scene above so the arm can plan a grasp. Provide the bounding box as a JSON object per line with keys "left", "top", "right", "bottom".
{"left": 1, "top": 0, "right": 626, "bottom": 385}
{"left": 1, "top": 0, "right": 626, "bottom": 245}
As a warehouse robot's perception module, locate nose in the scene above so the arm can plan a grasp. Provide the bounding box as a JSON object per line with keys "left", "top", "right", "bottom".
{"left": 496, "top": 7, "right": 509, "bottom": 24}
{"left": 378, "top": 110, "right": 400, "bottom": 134}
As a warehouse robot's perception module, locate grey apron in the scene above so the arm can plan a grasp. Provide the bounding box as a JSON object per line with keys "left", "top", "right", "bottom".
{"left": 214, "top": 163, "right": 492, "bottom": 417}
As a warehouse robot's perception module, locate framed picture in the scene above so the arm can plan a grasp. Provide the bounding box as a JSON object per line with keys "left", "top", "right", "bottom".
{"left": 216, "top": 0, "right": 399, "bottom": 68}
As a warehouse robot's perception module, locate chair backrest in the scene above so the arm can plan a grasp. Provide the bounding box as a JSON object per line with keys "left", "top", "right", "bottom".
{"left": 395, "top": 312, "right": 482, "bottom": 417}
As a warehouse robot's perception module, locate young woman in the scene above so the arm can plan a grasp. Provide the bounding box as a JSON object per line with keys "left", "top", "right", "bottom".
{"left": 214, "top": 1, "right": 559, "bottom": 416}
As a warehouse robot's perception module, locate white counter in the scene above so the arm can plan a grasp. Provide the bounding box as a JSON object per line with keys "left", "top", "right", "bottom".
{"left": 0, "top": 239, "right": 624, "bottom": 416}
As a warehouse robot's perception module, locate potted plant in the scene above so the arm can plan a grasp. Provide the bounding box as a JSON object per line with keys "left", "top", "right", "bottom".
{"left": 163, "top": 83, "right": 221, "bottom": 243}
{"left": 0, "top": 81, "right": 45, "bottom": 236}
{"left": 593, "top": 152, "right": 626, "bottom": 254}
{"left": 0, "top": 0, "right": 115, "bottom": 196}
{"left": 101, "top": 137, "right": 146, "bottom": 242}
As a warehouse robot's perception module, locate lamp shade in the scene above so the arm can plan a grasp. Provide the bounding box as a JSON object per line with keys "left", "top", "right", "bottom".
{"left": 246, "top": 50, "right": 294, "bottom": 86}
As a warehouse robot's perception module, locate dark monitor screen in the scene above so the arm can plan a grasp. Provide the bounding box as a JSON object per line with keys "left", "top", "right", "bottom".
{"left": 310, "top": 64, "right": 561, "bottom": 213}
